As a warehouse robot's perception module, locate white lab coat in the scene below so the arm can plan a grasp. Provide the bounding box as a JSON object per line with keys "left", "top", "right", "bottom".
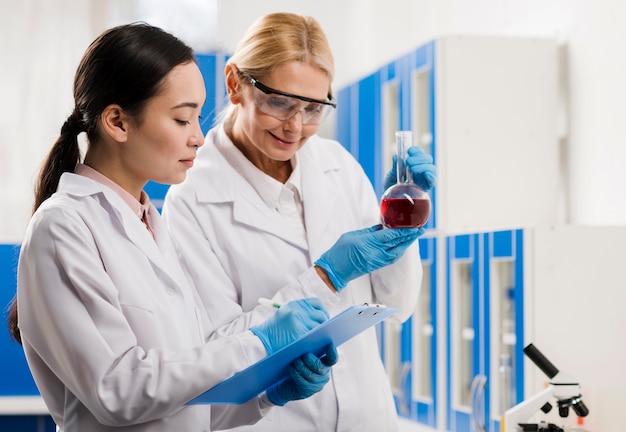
{"left": 17, "top": 172, "right": 271, "bottom": 432}
{"left": 163, "top": 125, "right": 422, "bottom": 432}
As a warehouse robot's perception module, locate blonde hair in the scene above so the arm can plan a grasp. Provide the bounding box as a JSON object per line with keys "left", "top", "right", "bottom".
{"left": 228, "top": 12, "right": 335, "bottom": 96}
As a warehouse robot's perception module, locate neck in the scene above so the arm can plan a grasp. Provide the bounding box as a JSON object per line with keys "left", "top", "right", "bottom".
{"left": 84, "top": 151, "right": 144, "bottom": 201}
{"left": 225, "top": 117, "right": 293, "bottom": 184}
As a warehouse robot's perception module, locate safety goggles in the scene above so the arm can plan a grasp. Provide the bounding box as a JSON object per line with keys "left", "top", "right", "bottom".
{"left": 238, "top": 71, "right": 336, "bottom": 125}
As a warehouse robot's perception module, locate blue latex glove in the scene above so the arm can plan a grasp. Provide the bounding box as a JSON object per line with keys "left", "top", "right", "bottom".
{"left": 314, "top": 225, "right": 423, "bottom": 291}
{"left": 267, "top": 344, "right": 339, "bottom": 406}
{"left": 250, "top": 298, "right": 329, "bottom": 355}
{"left": 383, "top": 146, "right": 437, "bottom": 192}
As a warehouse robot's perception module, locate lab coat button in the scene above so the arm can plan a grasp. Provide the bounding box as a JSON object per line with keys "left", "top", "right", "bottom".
{"left": 166, "top": 286, "right": 175, "bottom": 295}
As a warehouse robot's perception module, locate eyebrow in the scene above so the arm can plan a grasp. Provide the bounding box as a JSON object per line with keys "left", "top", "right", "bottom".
{"left": 172, "top": 102, "right": 201, "bottom": 110}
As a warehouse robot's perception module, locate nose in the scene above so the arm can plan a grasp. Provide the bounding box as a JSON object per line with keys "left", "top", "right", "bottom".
{"left": 190, "top": 120, "right": 205, "bottom": 148}
{"left": 283, "top": 109, "right": 303, "bottom": 132}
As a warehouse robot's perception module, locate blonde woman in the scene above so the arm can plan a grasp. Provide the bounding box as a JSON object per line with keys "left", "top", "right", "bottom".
{"left": 163, "top": 12, "right": 436, "bottom": 432}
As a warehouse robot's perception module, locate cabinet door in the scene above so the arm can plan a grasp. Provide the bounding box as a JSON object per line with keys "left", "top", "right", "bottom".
{"left": 412, "top": 236, "right": 438, "bottom": 427}
{"left": 447, "top": 233, "right": 483, "bottom": 431}
{"left": 382, "top": 236, "right": 438, "bottom": 425}
{"left": 485, "top": 229, "right": 525, "bottom": 432}
{"left": 409, "top": 41, "right": 437, "bottom": 231}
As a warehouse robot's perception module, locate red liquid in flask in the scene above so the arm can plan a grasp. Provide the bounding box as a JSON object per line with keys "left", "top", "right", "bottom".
{"left": 381, "top": 196, "right": 431, "bottom": 228}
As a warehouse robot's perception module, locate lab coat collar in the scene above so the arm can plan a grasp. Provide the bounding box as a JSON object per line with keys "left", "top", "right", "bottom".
{"left": 58, "top": 173, "right": 185, "bottom": 287}
{"left": 191, "top": 127, "right": 339, "bottom": 251}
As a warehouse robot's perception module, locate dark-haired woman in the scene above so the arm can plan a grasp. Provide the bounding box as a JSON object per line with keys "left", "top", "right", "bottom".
{"left": 6, "top": 23, "right": 336, "bottom": 432}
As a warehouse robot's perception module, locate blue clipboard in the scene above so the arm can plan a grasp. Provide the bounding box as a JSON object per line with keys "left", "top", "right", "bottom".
{"left": 186, "top": 303, "right": 397, "bottom": 405}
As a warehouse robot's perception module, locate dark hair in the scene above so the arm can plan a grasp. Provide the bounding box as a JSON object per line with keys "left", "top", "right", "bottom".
{"left": 7, "top": 22, "right": 196, "bottom": 344}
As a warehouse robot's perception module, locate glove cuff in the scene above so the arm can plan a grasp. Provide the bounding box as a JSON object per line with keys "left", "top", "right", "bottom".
{"left": 266, "top": 384, "right": 288, "bottom": 406}
{"left": 313, "top": 258, "right": 347, "bottom": 292}
{"left": 250, "top": 326, "right": 274, "bottom": 355}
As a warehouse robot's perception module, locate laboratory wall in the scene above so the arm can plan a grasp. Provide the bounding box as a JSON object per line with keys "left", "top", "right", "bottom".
{"left": 2, "top": 1, "right": 626, "bottom": 431}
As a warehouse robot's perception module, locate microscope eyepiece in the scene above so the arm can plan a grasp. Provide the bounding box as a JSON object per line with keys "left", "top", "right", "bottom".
{"left": 524, "top": 344, "right": 559, "bottom": 379}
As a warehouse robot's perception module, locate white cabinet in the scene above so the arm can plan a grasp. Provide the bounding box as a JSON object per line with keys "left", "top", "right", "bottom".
{"left": 431, "top": 36, "right": 560, "bottom": 232}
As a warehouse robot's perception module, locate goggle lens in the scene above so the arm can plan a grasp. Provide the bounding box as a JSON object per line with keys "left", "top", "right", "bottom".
{"left": 251, "top": 89, "right": 334, "bottom": 125}
{"left": 238, "top": 71, "right": 336, "bottom": 125}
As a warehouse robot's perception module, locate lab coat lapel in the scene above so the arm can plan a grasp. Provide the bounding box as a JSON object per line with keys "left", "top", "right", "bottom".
{"left": 301, "top": 146, "right": 340, "bottom": 259}
{"left": 99, "top": 188, "right": 181, "bottom": 286}
{"left": 231, "top": 177, "right": 309, "bottom": 250}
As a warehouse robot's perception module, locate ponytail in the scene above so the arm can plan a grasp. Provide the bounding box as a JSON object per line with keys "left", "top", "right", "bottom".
{"left": 7, "top": 110, "right": 83, "bottom": 344}
{"left": 33, "top": 110, "right": 83, "bottom": 212}
{"left": 7, "top": 297, "right": 20, "bottom": 344}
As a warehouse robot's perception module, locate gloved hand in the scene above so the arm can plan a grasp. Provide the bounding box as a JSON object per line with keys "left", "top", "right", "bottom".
{"left": 314, "top": 224, "right": 422, "bottom": 291}
{"left": 266, "top": 344, "right": 338, "bottom": 406}
{"left": 250, "top": 298, "right": 329, "bottom": 354}
{"left": 383, "top": 146, "right": 437, "bottom": 192}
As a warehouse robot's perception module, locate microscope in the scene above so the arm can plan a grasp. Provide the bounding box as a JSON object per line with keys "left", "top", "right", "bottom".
{"left": 503, "top": 343, "right": 589, "bottom": 432}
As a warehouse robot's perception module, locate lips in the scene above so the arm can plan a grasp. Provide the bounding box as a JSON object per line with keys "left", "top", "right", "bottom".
{"left": 180, "top": 157, "right": 195, "bottom": 167}
{"left": 269, "top": 131, "right": 297, "bottom": 145}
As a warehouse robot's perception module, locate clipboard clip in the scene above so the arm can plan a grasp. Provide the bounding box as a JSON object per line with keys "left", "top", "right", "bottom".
{"left": 361, "top": 303, "right": 387, "bottom": 315}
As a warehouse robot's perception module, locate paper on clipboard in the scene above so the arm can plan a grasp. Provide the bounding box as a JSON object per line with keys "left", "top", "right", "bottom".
{"left": 186, "top": 303, "right": 397, "bottom": 405}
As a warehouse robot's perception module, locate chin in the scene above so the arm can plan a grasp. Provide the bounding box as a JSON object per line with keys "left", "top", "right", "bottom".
{"left": 169, "top": 174, "right": 187, "bottom": 185}
{"left": 155, "top": 172, "right": 187, "bottom": 186}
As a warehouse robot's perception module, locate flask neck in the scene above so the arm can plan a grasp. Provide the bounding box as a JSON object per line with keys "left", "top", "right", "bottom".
{"left": 396, "top": 133, "right": 412, "bottom": 184}
{"left": 397, "top": 157, "right": 411, "bottom": 183}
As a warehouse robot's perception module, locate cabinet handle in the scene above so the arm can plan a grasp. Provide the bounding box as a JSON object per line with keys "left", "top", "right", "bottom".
{"left": 470, "top": 374, "right": 487, "bottom": 432}
{"left": 398, "top": 361, "right": 412, "bottom": 415}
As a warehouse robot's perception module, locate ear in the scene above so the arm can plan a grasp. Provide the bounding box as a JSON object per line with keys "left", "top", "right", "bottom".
{"left": 224, "top": 64, "right": 242, "bottom": 104}
{"left": 101, "top": 104, "right": 130, "bottom": 142}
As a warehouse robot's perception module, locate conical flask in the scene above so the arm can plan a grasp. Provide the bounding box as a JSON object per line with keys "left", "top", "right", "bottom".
{"left": 380, "top": 131, "right": 431, "bottom": 228}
